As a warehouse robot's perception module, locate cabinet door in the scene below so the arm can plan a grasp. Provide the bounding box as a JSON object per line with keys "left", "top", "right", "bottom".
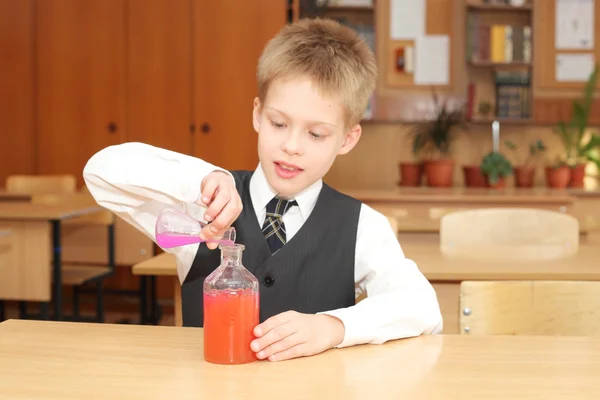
{"left": 36, "top": 0, "right": 125, "bottom": 187}
{"left": 193, "top": 0, "right": 287, "bottom": 170}
{"left": 0, "top": 0, "right": 35, "bottom": 185}
{"left": 126, "top": 0, "right": 193, "bottom": 154}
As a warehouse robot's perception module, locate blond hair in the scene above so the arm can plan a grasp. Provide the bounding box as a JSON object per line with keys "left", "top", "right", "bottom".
{"left": 257, "top": 18, "right": 377, "bottom": 127}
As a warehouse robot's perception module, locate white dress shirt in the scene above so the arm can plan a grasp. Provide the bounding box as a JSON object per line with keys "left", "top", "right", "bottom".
{"left": 83, "top": 142, "right": 443, "bottom": 348}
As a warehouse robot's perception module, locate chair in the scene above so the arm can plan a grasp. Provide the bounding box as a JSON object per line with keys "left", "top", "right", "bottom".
{"left": 439, "top": 208, "right": 579, "bottom": 261}
{"left": 460, "top": 280, "right": 600, "bottom": 336}
{"left": 6, "top": 175, "right": 115, "bottom": 322}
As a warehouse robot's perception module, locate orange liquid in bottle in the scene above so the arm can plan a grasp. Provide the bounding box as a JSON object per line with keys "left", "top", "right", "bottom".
{"left": 203, "top": 288, "right": 259, "bottom": 364}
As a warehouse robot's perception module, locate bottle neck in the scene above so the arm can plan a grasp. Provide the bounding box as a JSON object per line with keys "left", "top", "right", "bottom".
{"left": 219, "top": 245, "right": 244, "bottom": 264}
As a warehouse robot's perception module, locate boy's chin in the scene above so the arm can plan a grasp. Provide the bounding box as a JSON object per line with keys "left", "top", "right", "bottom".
{"left": 267, "top": 175, "right": 308, "bottom": 199}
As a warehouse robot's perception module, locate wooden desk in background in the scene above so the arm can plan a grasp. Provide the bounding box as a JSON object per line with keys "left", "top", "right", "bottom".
{"left": 404, "top": 234, "right": 600, "bottom": 334}
{"left": 132, "top": 252, "right": 180, "bottom": 325}
{"left": 0, "top": 201, "right": 104, "bottom": 320}
{"left": 1, "top": 319, "right": 599, "bottom": 399}
{"left": 133, "top": 235, "right": 600, "bottom": 333}
{"left": 342, "top": 187, "right": 600, "bottom": 233}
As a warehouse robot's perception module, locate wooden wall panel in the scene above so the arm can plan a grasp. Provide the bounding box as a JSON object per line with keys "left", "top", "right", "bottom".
{"left": 0, "top": 0, "right": 36, "bottom": 185}
{"left": 193, "top": 0, "right": 287, "bottom": 171}
{"left": 36, "top": 0, "right": 125, "bottom": 187}
{"left": 126, "top": 0, "right": 193, "bottom": 155}
{"left": 534, "top": 98, "right": 600, "bottom": 125}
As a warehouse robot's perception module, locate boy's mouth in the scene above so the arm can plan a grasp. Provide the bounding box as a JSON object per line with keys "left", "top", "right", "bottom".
{"left": 274, "top": 161, "right": 303, "bottom": 178}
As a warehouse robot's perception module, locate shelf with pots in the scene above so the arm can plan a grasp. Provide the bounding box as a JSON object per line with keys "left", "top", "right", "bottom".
{"left": 549, "top": 66, "right": 600, "bottom": 189}
{"left": 398, "top": 91, "right": 465, "bottom": 188}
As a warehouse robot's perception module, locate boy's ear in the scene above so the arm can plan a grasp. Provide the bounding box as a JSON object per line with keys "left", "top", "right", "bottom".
{"left": 252, "top": 97, "right": 261, "bottom": 133}
{"left": 338, "top": 124, "right": 362, "bottom": 155}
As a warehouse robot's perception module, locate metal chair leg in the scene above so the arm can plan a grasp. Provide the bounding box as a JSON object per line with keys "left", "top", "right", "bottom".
{"left": 39, "top": 302, "right": 50, "bottom": 320}
{"left": 96, "top": 281, "right": 104, "bottom": 323}
{"left": 73, "top": 286, "right": 80, "bottom": 321}
{"left": 19, "top": 301, "right": 28, "bottom": 319}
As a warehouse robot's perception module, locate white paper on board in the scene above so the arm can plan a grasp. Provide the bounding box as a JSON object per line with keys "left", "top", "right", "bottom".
{"left": 390, "top": 0, "right": 426, "bottom": 40}
{"left": 555, "top": 0, "right": 594, "bottom": 50}
{"left": 414, "top": 35, "right": 450, "bottom": 85}
{"left": 555, "top": 53, "right": 595, "bottom": 82}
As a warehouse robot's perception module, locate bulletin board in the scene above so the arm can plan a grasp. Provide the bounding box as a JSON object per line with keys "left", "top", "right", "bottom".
{"left": 379, "top": 0, "right": 456, "bottom": 89}
{"left": 536, "top": 0, "right": 600, "bottom": 90}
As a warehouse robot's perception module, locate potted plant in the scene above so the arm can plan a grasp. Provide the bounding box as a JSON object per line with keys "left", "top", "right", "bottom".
{"left": 554, "top": 65, "right": 600, "bottom": 188}
{"left": 411, "top": 91, "right": 465, "bottom": 187}
{"left": 398, "top": 159, "right": 423, "bottom": 186}
{"left": 462, "top": 141, "right": 487, "bottom": 187}
{"left": 398, "top": 136, "right": 423, "bottom": 186}
{"left": 480, "top": 151, "right": 513, "bottom": 188}
{"left": 504, "top": 139, "right": 546, "bottom": 188}
{"left": 545, "top": 158, "right": 572, "bottom": 189}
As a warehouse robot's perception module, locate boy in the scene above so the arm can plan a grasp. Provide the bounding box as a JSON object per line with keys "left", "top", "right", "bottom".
{"left": 83, "top": 18, "right": 442, "bottom": 362}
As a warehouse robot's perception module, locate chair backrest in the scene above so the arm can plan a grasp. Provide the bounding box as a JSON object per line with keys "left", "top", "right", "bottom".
{"left": 460, "top": 280, "right": 600, "bottom": 336}
{"left": 7, "top": 175, "right": 113, "bottom": 226}
{"left": 440, "top": 208, "right": 579, "bottom": 261}
{"left": 6, "top": 175, "right": 76, "bottom": 194}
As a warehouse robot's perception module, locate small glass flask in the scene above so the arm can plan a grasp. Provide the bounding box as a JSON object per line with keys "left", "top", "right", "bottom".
{"left": 155, "top": 208, "right": 236, "bottom": 248}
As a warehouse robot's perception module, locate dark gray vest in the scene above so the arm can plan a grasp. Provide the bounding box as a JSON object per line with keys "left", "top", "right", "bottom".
{"left": 181, "top": 170, "right": 361, "bottom": 327}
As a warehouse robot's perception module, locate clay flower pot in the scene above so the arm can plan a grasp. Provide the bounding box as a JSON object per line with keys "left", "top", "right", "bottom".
{"left": 485, "top": 176, "right": 506, "bottom": 189}
{"left": 424, "top": 159, "right": 455, "bottom": 187}
{"left": 462, "top": 165, "right": 487, "bottom": 187}
{"left": 514, "top": 166, "right": 535, "bottom": 188}
{"left": 545, "top": 166, "right": 571, "bottom": 189}
{"left": 569, "top": 164, "right": 586, "bottom": 188}
{"left": 398, "top": 162, "right": 423, "bottom": 186}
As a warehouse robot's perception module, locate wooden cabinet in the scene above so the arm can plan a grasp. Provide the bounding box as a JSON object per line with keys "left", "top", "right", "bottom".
{"left": 193, "top": 0, "right": 287, "bottom": 170}
{"left": 35, "top": 0, "right": 126, "bottom": 187}
{"left": 0, "top": 0, "right": 36, "bottom": 185}
{"left": 126, "top": 0, "right": 194, "bottom": 154}
{"left": 4, "top": 0, "right": 288, "bottom": 277}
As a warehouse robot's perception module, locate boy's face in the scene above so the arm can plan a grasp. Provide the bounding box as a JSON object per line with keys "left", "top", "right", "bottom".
{"left": 252, "top": 76, "right": 361, "bottom": 198}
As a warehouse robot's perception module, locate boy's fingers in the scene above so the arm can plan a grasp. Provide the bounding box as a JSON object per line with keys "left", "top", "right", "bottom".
{"left": 203, "top": 188, "right": 230, "bottom": 222}
{"left": 251, "top": 321, "right": 294, "bottom": 353}
{"left": 256, "top": 332, "right": 302, "bottom": 360}
{"left": 209, "top": 196, "right": 242, "bottom": 232}
{"left": 200, "top": 179, "right": 219, "bottom": 206}
{"left": 254, "top": 311, "right": 295, "bottom": 337}
{"left": 268, "top": 343, "right": 306, "bottom": 362}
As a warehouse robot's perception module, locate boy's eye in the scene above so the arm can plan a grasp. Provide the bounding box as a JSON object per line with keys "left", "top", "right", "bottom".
{"left": 309, "top": 131, "right": 322, "bottom": 140}
{"left": 270, "top": 121, "right": 286, "bottom": 129}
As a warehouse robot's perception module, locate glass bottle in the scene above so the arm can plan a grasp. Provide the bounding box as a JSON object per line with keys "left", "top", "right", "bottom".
{"left": 155, "top": 208, "right": 236, "bottom": 249}
{"left": 203, "top": 243, "right": 260, "bottom": 364}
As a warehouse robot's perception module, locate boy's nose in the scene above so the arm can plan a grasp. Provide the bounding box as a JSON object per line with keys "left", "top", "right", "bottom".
{"left": 281, "top": 133, "right": 303, "bottom": 156}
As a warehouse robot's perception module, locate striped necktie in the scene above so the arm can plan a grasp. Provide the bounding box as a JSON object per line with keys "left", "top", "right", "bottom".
{"left": 262, "top": 197, "right": 297, "bottom": 254}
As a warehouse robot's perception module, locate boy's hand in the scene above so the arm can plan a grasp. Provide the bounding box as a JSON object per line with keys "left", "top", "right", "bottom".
{"left": 250, "top": 311, "right": 345, "bottom": 362}
{"left": 199, "top": 171, "right": 242, "bottom": 249}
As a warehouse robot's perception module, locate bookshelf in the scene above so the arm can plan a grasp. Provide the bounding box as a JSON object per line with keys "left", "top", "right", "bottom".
{"left": 464, "top": 0, "right": 534, "bottom": 123}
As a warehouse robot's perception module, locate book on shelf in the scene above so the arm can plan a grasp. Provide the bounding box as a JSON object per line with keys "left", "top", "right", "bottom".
{"left": 495, "top": 70, "right": 530, "bottom": 119}
{"left": 466, "top": 14, "right": 531, "bottom": 63}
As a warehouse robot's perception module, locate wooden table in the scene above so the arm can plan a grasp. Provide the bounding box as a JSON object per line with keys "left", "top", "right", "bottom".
{"left": 132, "top": 252, "right": 180, "bottom": 326}
{"left": 0, "top": 201, "right": 104, "bottom": 320}
{"left": 134, "top": 234, "right": 600, "bottom": 333}
{"left": 403, "top": 234, "right": 600, "bottom": 334}
{"left": 1, "top": 320, "right": 599, "bottom": 399}
{"left": 341, "top": 187, "right": 600, "bottom": 233}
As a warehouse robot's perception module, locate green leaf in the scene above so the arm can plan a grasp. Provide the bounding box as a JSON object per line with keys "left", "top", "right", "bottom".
{"left": 580, "top": 132, "right": 600, "bottom": 155}
{"left": 587, "top": 153, "right": 600, "bottom": 171}
{"left": 504, "top": 140, "right": 516, "bottom": 150}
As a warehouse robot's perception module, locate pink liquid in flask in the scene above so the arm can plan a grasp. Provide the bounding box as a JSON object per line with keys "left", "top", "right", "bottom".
{"left": 155, "top": 208, "right": 236, "bottom": 249}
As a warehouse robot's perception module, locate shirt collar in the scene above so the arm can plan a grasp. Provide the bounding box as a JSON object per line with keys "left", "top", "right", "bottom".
{"left": 249, "top": 163, "right": 322, "bottom": 221}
